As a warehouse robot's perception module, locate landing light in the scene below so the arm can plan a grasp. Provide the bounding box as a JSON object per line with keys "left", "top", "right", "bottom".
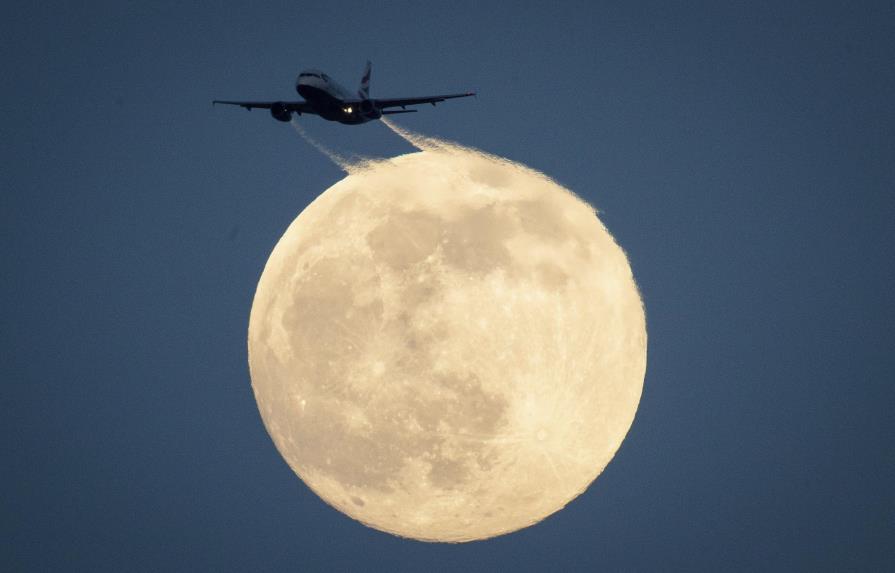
{"left": 343, "top": 106, "right": 353, "bottom": 114}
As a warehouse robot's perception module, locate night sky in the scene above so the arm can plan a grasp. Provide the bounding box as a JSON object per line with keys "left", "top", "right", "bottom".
{"left": 3, "top": 1, "right": 894, "bottom": 570}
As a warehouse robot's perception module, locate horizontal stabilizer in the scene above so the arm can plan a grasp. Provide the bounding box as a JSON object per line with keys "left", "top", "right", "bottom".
{"left": 382, "top": 109, "right": 418, "bottom": 115}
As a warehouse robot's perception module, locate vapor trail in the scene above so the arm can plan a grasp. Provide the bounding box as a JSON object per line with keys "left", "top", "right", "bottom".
{"left": 380, "top": 117, "right": 444, "bottom": 151}
{"left": 290, "top": 119, "right": 352, "bottom": 171}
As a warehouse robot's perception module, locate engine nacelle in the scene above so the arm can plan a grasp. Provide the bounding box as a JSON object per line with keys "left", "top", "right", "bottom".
{"left": 359, "top": 99, "right": 381, "bottom": 120}
{"left": 270, "top": 102, "right": 292, "bottom": 122}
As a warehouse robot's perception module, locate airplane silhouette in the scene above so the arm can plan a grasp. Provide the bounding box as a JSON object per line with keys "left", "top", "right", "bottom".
{"left": 213, "top": 61, "right": 474, "bottom": 125}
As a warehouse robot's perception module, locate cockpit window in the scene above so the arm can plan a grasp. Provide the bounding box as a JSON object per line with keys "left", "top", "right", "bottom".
{"left": 299, "top": 73, "right": 322, "bottom": 79}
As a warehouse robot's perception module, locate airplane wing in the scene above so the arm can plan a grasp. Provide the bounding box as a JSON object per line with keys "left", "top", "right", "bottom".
{"left": 374, "top": 92, "right": 475, "bottom": 109}
{"left": 212, "top": 100, "right": 316, "bottom": 114}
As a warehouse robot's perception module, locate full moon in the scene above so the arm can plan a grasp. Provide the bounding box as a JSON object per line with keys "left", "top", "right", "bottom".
{"left": 248, "top": 143, "right": 646, "bottom": 542}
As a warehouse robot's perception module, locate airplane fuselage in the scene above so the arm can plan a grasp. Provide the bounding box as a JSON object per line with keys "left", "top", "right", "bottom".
{"left": 295, "top": 70, "right": 381, "bottom": 125}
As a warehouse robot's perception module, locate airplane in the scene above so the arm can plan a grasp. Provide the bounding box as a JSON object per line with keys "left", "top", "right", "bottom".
{"left": 213, "top": 61, "right": 475, "bottom": 125}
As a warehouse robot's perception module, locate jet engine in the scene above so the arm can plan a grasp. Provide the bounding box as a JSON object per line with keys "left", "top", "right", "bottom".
{"left": 359, "top": 99, "right": 381, "bottom": 120}
{"left": 270, "top": 102, "right": 292, "bottom": 122}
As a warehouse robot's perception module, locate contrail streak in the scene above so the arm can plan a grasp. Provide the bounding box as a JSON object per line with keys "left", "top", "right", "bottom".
{"left": 290, "top": 119, "right": 352, "bottom": 172}
{"left": 380, "top": 117, "right": 445, "bottom": 151}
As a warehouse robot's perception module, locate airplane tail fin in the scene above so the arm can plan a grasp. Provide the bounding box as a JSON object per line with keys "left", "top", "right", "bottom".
{"left": 358, "top": 60, "right": 371, "bottom": 99}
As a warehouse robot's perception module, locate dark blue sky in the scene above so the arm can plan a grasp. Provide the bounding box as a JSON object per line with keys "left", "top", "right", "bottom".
{"left": 3, "top": 1, "right": 893, "bottom": 570}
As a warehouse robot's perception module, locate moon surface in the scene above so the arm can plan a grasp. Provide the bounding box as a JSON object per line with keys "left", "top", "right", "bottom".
{"left": 248, "top": 143, "right": 647, "bottom": 542}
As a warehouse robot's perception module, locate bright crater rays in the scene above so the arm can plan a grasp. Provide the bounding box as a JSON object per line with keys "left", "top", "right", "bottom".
{"left": 248, "top": 141, "right": 647, "bottom": 542}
